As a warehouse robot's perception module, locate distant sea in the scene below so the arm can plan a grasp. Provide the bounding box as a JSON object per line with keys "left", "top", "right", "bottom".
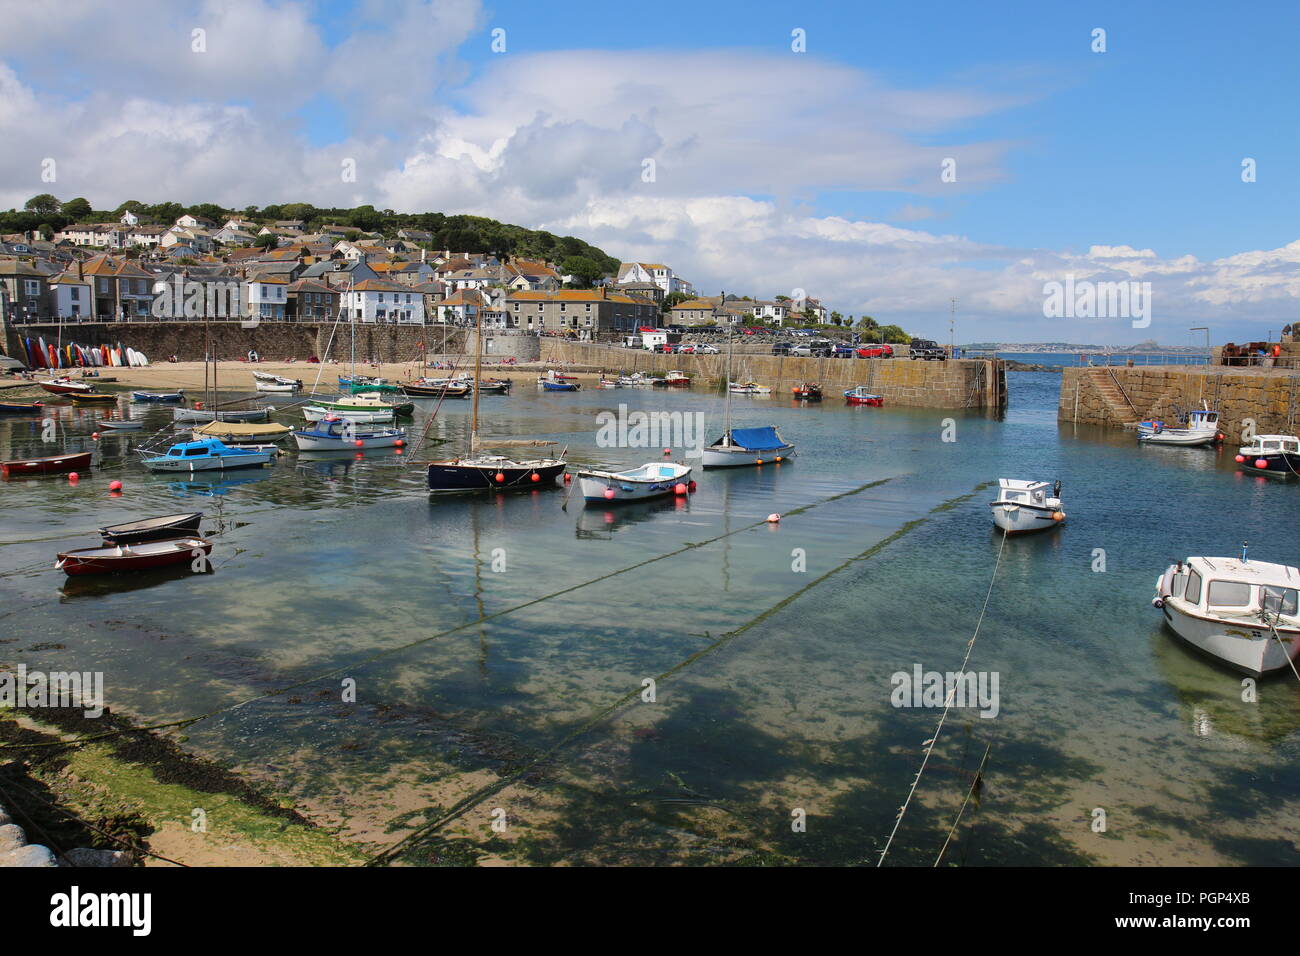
{"left": 992, "top": 351, "right": 1210, "bottom": 369}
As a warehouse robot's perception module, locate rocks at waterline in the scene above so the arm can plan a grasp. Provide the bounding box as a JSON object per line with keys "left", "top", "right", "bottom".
{"left": 0, "top": 801, "right": 130, "bottom": 867}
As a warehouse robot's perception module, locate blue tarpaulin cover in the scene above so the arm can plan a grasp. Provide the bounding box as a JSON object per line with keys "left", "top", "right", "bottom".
{"left": 727, "top": 426, "right": 786, "bottom": 450}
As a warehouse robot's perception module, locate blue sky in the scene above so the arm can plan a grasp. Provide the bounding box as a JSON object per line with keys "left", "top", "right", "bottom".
{"left": 296, "top": 0, "right": 1300, "bottom": 262}
{"left": 2, "top": 0, "right": 1298, "bottom": 342}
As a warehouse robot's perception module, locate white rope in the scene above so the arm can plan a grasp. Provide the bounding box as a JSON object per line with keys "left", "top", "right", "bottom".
{"left": 877, "top": 523, "right": 1009, "bottom": 867}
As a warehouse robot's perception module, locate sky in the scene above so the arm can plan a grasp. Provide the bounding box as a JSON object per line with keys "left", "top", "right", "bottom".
{"left": 1, "top": 0, "right": 1298, "bottom": 344}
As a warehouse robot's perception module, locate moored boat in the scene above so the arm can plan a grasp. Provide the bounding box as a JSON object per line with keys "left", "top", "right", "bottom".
{"left": 132, "top": 390, "right": 185, "bottom": 402}
{"left": 69, "top": 393, "right": 118, "bottom": 407}
{"left": 401, "top": 382, "right": 470, "bottom": 398}
{"left": 292, "top": 419, "right": 406, "bottom": 451}
{"left": 791, "top": 383, "right": 822, "bottom": 401}
{"left": 701, "top": 426, "right": 795, "bottom": 468}
{"left": 57, "top": 536, "right": 212, "bottom": 576}
{"left": 989, "top": 479, "right": 1065, "bottom": 534}
{"left": 1138, "top": 408, "right": 1223, "bottom": 447}
{"left": 0, "top": 401, "right": 44, "bottom": 413}
{"left": 1152, "top": 553, "right": 1300, "bottom": 676}
{"left": 39, "top": 377, "right": 93, "bottom": 395}
{"left": 97, "top": 419, "right": 144, "bottom": 431}
{"left": 541, "top": 379, "right": 580, "bottom": 391}
{"left": 303, "top": 404, "right": 395, "bottom": 424}
{"left": 140, "top": 438, "right": 276, "bottom": 472}
{"left": 2, "top": 450, "right": 93, "bottom": 479}
{"left": 1235, "top": 434, "right": 1300, "bottom": 479}
{"left": 844, "top": 386, "right": 883, "bottom": 406}
{"left": 99, "top": 512, "right": 204, "bottom": 544}
{"left": 190, "top": 421, "right": 293, "bottom": 444}
{"left": 172, "top": 406, "right": 272, "bottom": 424}
{"left": 577, "top": 461, "right": 693, "bottom": 503}
{"left": 664, "top": 370, "right": 691, "bottom": 387}
{"left": 728, "top": 381, "right": 771, "bottom": 395}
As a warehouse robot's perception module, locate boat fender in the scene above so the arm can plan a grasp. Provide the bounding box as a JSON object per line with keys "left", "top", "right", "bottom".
{"left": 1152, "top": 597, "right": 1164, "bottom": 609}
{"left": 1235, "top": 454, "right": 1245, "bottom": 463}
{"left": 495, "top": 472, "right": 505, "bottom": 483}
{"left": 1255, "top": 459, "right": 1269, "bottom": 469}
{"left": 1051, "top": 511, "right": 1065, "bottom": 521}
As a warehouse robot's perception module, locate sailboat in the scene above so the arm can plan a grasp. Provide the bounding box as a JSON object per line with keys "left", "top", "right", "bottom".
{"left": 426, "top": 302, "right": 566, "bottom": 491}
{"left": 702, "top": 315, "right": 796, "bottom": 468}
{"left": 174, "top": 314, "right": 271, "bottom": 423}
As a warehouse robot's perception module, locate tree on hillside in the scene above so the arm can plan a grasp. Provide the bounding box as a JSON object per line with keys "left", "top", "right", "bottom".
{"left": 662, "top": 291, "right": 692, "bottom": 314}
{"left": 25, "top": 194, "right": 61, "bottom": 216}
{"left": 561, "top": 255, "right": 604, "bottom": 288}
{"left": 855, "top": 315, "right": 879, "bottom": 331}
{"left": 143, "top": 201, "right": 183, "bottom": 224}
{"left": 280, "top": 202, "right": 317, "bottom": 223}
{"left": 187, "top": 202, "right": 226, "bottom": 223}
{"left": 253, "top": 232, "right": 279, "bottom": 250}
{"left": 350, "top": 205, "right": 383, "bottom": 232}
{"left": 62, "top": 197, "right": 93, "bottom": 221}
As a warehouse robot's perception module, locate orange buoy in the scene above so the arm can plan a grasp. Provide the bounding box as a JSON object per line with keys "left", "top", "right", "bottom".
{"left": 530, "top": 472, "right": 540, "bottom": 482}
{"left": 766, "top": 513, "right": 780, "bottom": 523}
{"left": 495, "top": 472, "right": 505, "bottom": 482}
{"left": 674, "top": 482, "right": 687, "bottom": 495}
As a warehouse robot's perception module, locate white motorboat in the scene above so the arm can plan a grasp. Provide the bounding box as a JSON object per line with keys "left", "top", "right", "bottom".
{"left": 989, "top": 479, "right": 1065, "bottom": 534}
{"left": 1235, "top": 434, "right": 1300, "bottom": 479}
{"left": 293, "top": 420, "right": 406, "bottom": 451}
{"left": 729, "top": 381, "right": 772, "bottom": 395}
{"left": 577, "top": 461, "right": 693, "bottom": 503}
{"left": 302, "top": 404, "right": 395, "bottom": 424}
{"left": 254, "top": 373, "right": 302, "bottom": 393}
{"left": 701, "top": 426, "right": 795, "bottom": 468}
{"left": 1138, "top": 408, "right": 1222, "bottom": 446}
{"left": 1153, "top": 554, "right": 1300, "bottom": 676}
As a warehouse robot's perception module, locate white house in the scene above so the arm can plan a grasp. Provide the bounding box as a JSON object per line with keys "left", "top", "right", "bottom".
{"left": 345, "top": 279, "right": 425, "bottom": 324}
{"left": 175, "top": 214, "right": 217, "bottom": 230}
{"left": 49, "top": 272, "right": 93, "bottom": 320}
{"left": 244, "top": 276, "right": 288, "bottom": 319}
{"left": 119, "top": 210, "right": 139, "bottom": 226}
{"left": 616, "top": 261, "right": 694, "bottom": 296}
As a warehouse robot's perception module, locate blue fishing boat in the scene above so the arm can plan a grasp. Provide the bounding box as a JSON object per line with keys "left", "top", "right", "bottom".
{"left": 542, "top": 380, "right": 580, "bottom": 391}
{"left": 132, "top": 390, "right": 184, "bottom": 402}
{"left": 140, "top": 438, "right": 276, "bottom": 473}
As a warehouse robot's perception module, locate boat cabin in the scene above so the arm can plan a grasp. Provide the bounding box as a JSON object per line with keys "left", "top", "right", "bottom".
{"left": 995, "top": 478, "right": 1054, "bottom": 505}
{"left": 1242, "top": 434, "right": 1300, "bottom": 456}
{"left": 162, "top": 439, "right": 233, "bottom": 458}
{"left": 1166, "top": 557, "right": 1299, "bottom": 620}
{"left": 1187, "top": 409, "right": 1219, "bottom": 428}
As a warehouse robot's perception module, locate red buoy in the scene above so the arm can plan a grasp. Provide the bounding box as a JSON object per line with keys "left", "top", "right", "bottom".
{"left": 674, "top": 482, "right": 687, "bottom": 495}
{"left": 1255, "top": 459, "right": 1269, "bottom": 469}
{"left": 1235, "top": 454, "right": 1245, "bottom": 463}
{"left": 495, "top": 472, "right": 505, "bottom": 483}
{"left": 68, "top": 472, "right": 79, "bottom": 483}
{"left": 530, "top": 472, "right": 540, "bottom": 482}
{"left": 687, "top": 480, "right": 696, "bottom": 492}
{"left": 563, "top": 472, "right": 572, "bottom": 483}
{"left": 108, "top": 479, "right": 122, "bottom": 492}
{"left": 603, "top": 487, "right": 616, "bottom": 499}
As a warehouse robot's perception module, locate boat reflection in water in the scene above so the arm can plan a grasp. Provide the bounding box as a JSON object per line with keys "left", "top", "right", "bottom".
{"left": 574, "top": 494, "right": 689, "bottom": 538}
{"left": 295, "top": 446, "right": 406, "bottom": 478}
{"left": 59, "top": 562, "right": 211, "bottom": 601}
{"left": 162, "top": 470, "right": 275, "bottom": 497}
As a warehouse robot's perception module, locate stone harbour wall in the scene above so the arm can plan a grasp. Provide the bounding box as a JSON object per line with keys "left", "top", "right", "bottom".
{"left": 1060, "top": 366, "right": 1300, "bottom": 437}
{"left": 539, "top": 341, "right": 1006, "bottom": 409}
{"left": 3, "top": 321, "right": 470, "bottom": 365}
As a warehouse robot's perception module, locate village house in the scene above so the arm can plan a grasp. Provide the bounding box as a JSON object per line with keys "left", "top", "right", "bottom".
{"left": 57, "top": 223, "right": 129, "bottom": 249}
{"left": 344, "top": 279, "right": 425, "bottom": 324}
{"left": 82, "top": 254, "right": 155, "bottom": 320}
{"left": 669, "top": 297, "right": 725, "bottom": 326}
{"left": 0, "top": 259, "right": 52, "bottom": 323}
{"left": 175, "top": 214, "right": 217, "bottom": 230}
{"left": 505, "top": 289, "right": 658, "bottom": 338}
{"left": 616, "top": 261, "right": 694, "bottom": 297}
{"left": 49, "top": 270, "right": 94, "bottom": 321}
{"left": 245, "top": 275, "right": 289, "bottom": 319}
{"left": 286, "top": 278, "right": 340, "bottom": 321}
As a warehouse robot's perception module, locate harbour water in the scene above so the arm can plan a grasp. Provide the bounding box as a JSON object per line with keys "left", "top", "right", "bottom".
{"left": 1, "top": 372, "right": 1297, "bottom": 865}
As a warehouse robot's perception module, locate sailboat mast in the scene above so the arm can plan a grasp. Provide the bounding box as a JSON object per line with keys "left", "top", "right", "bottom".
{"left": 722, "top": 290, "right": 733, "bottom": 438}
{"left": 470, "top": 294, "right": 483, "bottom": 451}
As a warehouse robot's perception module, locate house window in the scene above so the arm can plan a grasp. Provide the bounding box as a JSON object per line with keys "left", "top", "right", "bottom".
{"left": 24, "top": 280, "right": 40, "bottom": 296}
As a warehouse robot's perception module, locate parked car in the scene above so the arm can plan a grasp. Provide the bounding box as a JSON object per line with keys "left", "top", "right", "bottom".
{"left": 789, "top": 344, "right": 813, "bottom": 356}
{"left": 831, "top": 345, "right": 856, "bottom": 358}
{"left": 654, "top": 343, "right": 679, "bottom": 354}
{"left": 908, "top": 339, "right": 947, "bottom": 361}
{"left": 772, "top": 342, "right": 793, "bottom": 355}
{"left": 856, "top": 344, "right": 894, "bottom": 359}
{"left": 694, "top": 344, "right": 720, "bottom": 354}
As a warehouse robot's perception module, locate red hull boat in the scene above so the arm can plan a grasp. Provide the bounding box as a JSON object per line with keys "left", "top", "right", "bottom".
{"left": 39, "top": 378, "right": 94, "bottom": 396}
{"left": 2, "top": 451, "right": 93, "bottom": 479}
{"left": 56, "top": 536, "right": 213, "bottom": 576}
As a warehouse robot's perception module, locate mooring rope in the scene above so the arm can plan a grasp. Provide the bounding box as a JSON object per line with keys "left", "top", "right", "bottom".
{"left": 876, "top": 523, "right": 1008, "bottom": 867}
{"left": 933, "top": 741, "right": 992, "bottom": 867}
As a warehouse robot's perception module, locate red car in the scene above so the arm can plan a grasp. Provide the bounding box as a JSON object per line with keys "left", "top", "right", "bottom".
{"left": 856, "top": 344, "right": 894, "bottom": 359}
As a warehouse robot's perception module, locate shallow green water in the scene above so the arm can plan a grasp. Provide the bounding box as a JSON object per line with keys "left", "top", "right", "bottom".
{"left": 2, "top": 374, "right": 1297, "bottom": 865}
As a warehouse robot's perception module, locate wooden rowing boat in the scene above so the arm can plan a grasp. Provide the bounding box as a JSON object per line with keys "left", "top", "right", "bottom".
{"left": 1, "top": 450, "right": 93, "bottom": 478}
{"left": 56, "top": 536, "right": 213, "bottom": 576}
{"left": 99, "top": 512, "right": 204, "bottom": 544}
